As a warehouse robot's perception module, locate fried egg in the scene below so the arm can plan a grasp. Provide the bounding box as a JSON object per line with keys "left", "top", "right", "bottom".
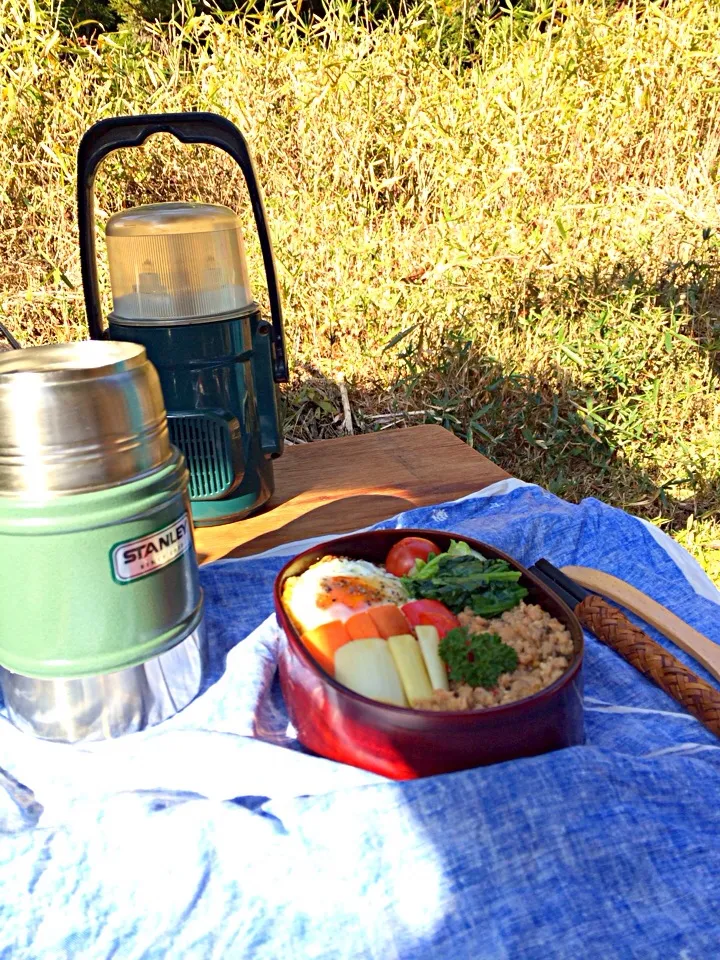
{"left": 282, "top": 555, "right": 409, "bottom": 633}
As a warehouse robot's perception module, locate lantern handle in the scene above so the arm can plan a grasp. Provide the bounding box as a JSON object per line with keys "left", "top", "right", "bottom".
{"left": 76, "top": 112, "right": 289, "bottom": 383}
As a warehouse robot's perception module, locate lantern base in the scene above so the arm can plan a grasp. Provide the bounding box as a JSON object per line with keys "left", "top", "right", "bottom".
{"left": 190, "top": 457, "right": 274, "bottom": 527}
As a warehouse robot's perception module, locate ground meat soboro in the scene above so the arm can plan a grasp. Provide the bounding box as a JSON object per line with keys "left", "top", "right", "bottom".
{"left": 415, "top": 602, "right": 574, "bottom": 711}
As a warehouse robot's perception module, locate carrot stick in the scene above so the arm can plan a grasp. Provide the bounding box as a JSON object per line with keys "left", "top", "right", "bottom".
{"left": 303, "top": 620, "right": 352, "bottom": 674}
{"left": 345, "top": 611, "right": 380, "bottom": 641}
{"left": 367, "top": 604, "right": 410, "bottom": 640}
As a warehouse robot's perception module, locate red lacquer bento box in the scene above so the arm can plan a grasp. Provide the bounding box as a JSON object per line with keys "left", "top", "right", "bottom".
{"left": 274, "top": 529, "right": 584, "bottom": 780}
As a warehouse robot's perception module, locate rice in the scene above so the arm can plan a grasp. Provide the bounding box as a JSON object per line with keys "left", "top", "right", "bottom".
{"left": 414, "top": 601, "right": 574, "bottom": 711}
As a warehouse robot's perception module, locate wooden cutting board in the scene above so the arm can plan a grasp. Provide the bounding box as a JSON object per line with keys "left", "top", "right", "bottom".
{"left": 194, "top": 425, "right": 509, "bottom": 563}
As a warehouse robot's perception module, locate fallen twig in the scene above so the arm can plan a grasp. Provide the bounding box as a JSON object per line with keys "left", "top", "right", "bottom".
{"left": 338, "top": 376, "right": 354, "bottom": 435}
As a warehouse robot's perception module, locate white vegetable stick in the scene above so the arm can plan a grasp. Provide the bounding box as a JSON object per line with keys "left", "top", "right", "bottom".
{"left": 415, "top": 625, "right": 450, "bottom": 692}
{"left": 334, "top": 638, "right": 408, "bottom": 707}
{"left": 388, "top": 634, "right": 433, "bottom": 705}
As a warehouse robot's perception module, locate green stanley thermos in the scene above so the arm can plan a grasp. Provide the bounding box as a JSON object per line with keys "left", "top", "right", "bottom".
{"left": 0, "top": 340, "right": 206, "bottom": 743}
{"left": 77, "top": 113, "right": 289, "bottom": 527}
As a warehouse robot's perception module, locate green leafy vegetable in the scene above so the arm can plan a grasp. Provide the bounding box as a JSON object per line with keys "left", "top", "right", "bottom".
{"left": 439, "top": 627, "right": 519, "bottom": 689}
{"left": 402, "top": 539, "right": 528, "bottom": 616}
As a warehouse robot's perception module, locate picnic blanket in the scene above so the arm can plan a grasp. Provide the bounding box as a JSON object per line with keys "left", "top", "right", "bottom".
{"left": 2, "top": 478, "right": 720, "bottom": 959}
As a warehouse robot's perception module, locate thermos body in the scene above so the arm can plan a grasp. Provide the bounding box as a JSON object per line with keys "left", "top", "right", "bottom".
{"left": 0, "top": 341, "right": 206, "bottom": 742}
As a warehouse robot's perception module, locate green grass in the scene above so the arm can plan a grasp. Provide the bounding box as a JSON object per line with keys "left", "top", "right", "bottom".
{"left": 1, "top": 0, "right": 720, "bottom": 581}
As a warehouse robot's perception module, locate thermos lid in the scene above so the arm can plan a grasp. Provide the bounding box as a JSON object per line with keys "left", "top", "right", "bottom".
{"left": 0, "top": 341, "right": 171, "bottom": 496}
{"left": 105, "top": 202, "right": 254, "bottom": 323}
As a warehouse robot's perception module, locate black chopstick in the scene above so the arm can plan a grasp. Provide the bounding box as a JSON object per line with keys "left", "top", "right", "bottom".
{"left": 527, "top": 559, "right": 590, "bottom": 610}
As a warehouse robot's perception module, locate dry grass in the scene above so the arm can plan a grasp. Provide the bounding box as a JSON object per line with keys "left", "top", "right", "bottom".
{"left": 1, "top": 0, "right": 719, "bottom": 580}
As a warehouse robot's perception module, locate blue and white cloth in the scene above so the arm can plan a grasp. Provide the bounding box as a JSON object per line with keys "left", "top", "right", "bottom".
{"left": 2, "top": 479, "right": 720, "bottom": 959}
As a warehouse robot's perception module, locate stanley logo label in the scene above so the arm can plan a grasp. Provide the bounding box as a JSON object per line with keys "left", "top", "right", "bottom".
{"left": 112, "top": 514, "right": 191, "bottom": 583}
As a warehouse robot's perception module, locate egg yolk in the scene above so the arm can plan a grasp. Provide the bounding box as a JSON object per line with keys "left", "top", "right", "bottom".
{"left": 316, "top": 576, "right": 389, "bottom": 610}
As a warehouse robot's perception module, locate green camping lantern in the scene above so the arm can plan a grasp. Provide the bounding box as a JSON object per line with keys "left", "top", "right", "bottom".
{"left": 77, "top": 113, "right": 289, "bottom": 526}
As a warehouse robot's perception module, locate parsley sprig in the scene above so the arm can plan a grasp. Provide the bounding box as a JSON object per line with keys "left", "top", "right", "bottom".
{"left": 439, "top": 627, "right": 519, "bottom": 689}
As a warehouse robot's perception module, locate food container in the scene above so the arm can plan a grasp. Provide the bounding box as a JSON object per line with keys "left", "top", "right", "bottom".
{"left": 274, "top": 529, "right": 584, "bottom": 779}
{"left": 0, "top": 341, "right": 206, "bottom": 742}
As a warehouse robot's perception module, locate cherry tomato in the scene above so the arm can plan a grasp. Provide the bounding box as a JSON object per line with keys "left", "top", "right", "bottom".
{"left": 385, "top": 537, "right": 441, "bottom": 577}
{"left": 401, "top": 599, "right": 460, "bottom": 638}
